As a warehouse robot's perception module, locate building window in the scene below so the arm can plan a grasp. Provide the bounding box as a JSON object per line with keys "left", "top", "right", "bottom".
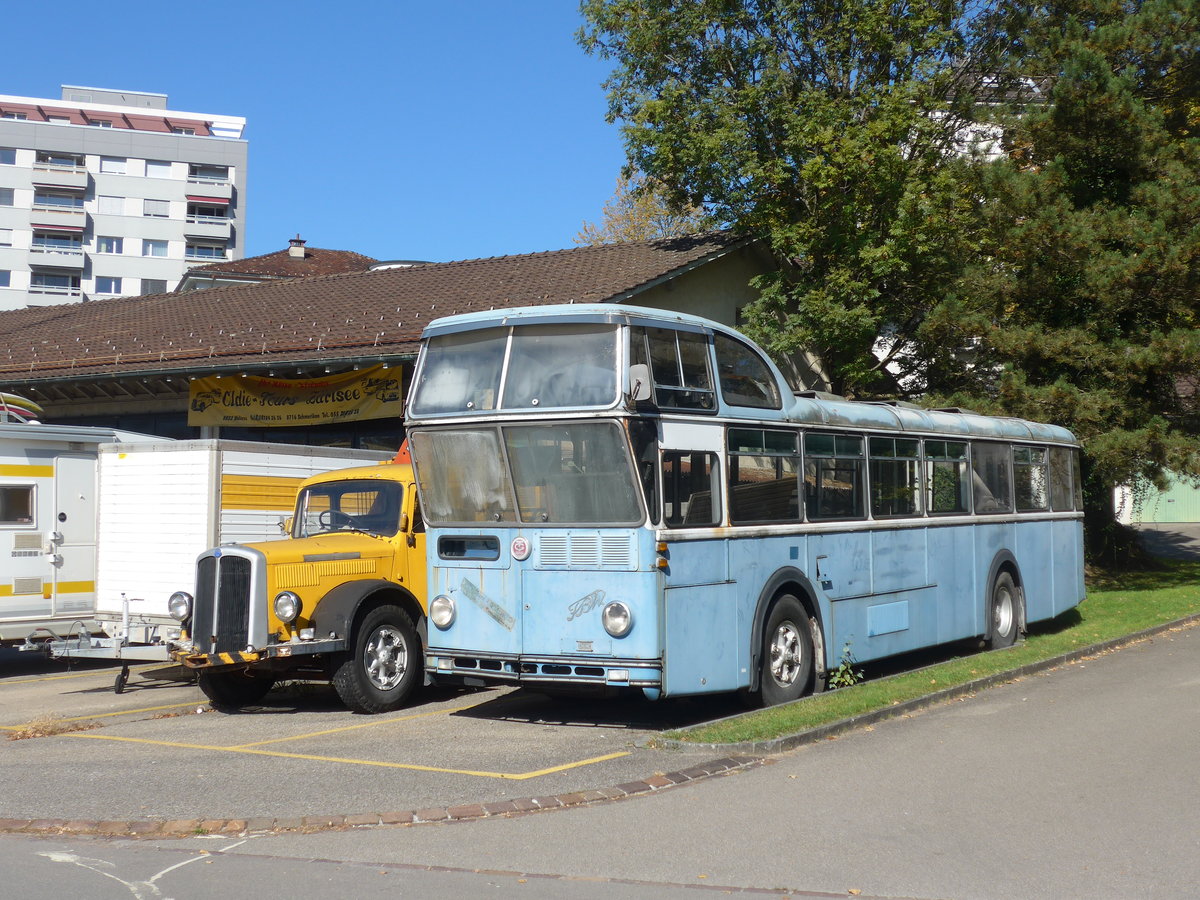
{"left": 172, "top": 126, "right": 196, "bottom": 135}
{"left": 0, "top": 228, "right": 11, "bottom": 247}
{"left": 35, "top": 150, "right": 84, "bottom": 169}
{"left": 143, "top": 198, "right": 169, "bottom": 218}
{"left": 29, "top": 272, "right": 80, "bottom": 295}
{"left": 0, "top": 270, "right": 10, "bottom": 288}
{"left": 188, "top": 163, "right": 228, "bottom": 183}
{"left": 99, "top": 156, "right": 127, "bottom": 174}
{"left": 32, "top": 230, "right": 83, "bottom": 251}
{"left": 0, "top": 148, "right": 17, "bottom": 165}
{"left": 0, "top": 187, "right": 12, "bottom": 206}
{"left": 146, "top": 159, "right": 172, "bottom": 178}
{"left": 1, "top": 112, "right": 28, "bottom": 120}
{"left": 47, "top": 116, "right": 70, "bottom": 124}
{"left": 88, "top": 119, "right": 113, "bottom": 128}
{"left": 98, "top": 195, "right": 124, "bottom": 215}
{"left": 97, "top": 236, "right": 123, "bottom": 254}
{"left": 142, "top": 239, "right": 168, "bottom": 257}
{"left": 186, "top": 202, "right": 227, "bottom": 223}
{"left": 185, "top": 242, "right": 227, "bottom": 260}
{"left": 33, "top": 189, "right": 84, "bottom": 209}
{"left": 140, "top": 278, "right": 167, "bottom": 295}
{"left": 95, "top": 276, "right": 122, "bottom": 294}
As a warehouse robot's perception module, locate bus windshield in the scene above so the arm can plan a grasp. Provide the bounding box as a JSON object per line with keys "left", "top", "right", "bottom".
{"left": 410, "top": 422, "right": 643, "bottom": 525}
{"left": 410, "top": 323, "right": 619, "bottom": 415}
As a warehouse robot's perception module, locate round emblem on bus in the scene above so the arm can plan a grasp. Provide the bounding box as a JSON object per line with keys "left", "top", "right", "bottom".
{"left": 511, "top": 536, "right": 531, "bottom": 561}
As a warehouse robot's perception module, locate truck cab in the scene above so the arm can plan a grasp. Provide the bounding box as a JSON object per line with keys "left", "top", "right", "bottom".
{"left": 169, "top": 460, "right": 427, "bottom": 713}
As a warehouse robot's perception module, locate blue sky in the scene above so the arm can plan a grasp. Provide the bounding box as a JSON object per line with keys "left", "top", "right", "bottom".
{"left": 3, "top": 1, "right": 627, "bottom": 263}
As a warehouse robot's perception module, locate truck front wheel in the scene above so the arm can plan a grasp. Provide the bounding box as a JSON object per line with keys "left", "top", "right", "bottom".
{"left": 332, "top": 604, "right": 420, "bottom": 713}
{"left": 198, "top": 670, "right": 276, "bottom": 709}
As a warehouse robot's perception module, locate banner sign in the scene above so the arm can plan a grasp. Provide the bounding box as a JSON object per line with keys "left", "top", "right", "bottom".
{"left": 188, "top": 365, "right": 403, "bottom": 427}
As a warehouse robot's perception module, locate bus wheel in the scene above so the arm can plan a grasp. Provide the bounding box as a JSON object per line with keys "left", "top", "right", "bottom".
{"left": 198, "top": 670, "right": 276, "bottom": 709}
{"left": 986, "top": 572, "right": 1021, "bottom": 649}
{"left": 760, "top": 595, "right": 814, "bottom": 706}
{"left": 333, "top": 604, "right": 420, "bottom": 714}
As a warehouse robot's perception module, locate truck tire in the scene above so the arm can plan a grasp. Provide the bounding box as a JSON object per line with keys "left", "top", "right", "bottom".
{"left": 985, "top": 571, "right": 1021, "bottom": 649}
{"left": 198, "top": 670, "right": 276, "bottom": 709}
{"left": 332, "top": 603, "right": 420, "bottom": 713}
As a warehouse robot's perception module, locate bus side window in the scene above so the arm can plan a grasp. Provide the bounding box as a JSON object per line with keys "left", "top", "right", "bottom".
{"left": 804, "top": 433, "right": 865, "bottom": 520}
{"left": 925, "top": 440, "right": 970, "bottom": 514}
{"left": 1048, "top": 447, "right": 1075, "bottom": 511}
{"left": 971, "top": 442, "right": 1013, "bottom": 514}
{"left": 714, "top": 333, "right": 782, "bottom": 409}
{"left": 663, "top": 451, "right": 719, "bottom": 527}
{"left": 1014, "top": 446, "right": 1049, "bottom": 511}
{"left": 869, "top": 436, "right": 921, "bottom": 517}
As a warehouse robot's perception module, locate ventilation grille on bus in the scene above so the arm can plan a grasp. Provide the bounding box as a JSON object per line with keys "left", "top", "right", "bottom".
{"left": 12, "top": 577, "right": 42, "bottom": 595}
{"left": 537, "top": 534, "right": 635, "bottom": 569}
{"left": 12, "top": 533, "right": 45, "bottom": 552}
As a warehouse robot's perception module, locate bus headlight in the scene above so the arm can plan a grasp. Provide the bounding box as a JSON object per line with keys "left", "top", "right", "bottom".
{"left": 167, "top": 591, "right": 192, "bottom": 622}
{"left": 430, "top": 594, "right": 456, "bottom": 629}
{"left": 601, "top": 601, "right": 633, "bottom": 638}
{"left": 273, "top": 591, "right": 302, "bottom": 624}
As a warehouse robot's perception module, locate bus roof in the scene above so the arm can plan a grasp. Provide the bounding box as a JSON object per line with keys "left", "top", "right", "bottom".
{"left": 418, "top": 304, "right": 1077, "bottom": 446}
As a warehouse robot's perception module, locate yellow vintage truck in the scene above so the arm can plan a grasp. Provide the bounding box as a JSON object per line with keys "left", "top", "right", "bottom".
{"left": 168, "top": 457, "right": 426, "bottom": 713}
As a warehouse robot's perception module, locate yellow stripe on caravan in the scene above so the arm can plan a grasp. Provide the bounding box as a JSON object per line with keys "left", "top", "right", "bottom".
{"left": 0, "top": 464, "right": 54, "bottom": 477}
{"left": 0, "top": 581, "right": 94, "bottom": 598}
{"left": 220, "top": 474, "right": 303, "bottom": 511}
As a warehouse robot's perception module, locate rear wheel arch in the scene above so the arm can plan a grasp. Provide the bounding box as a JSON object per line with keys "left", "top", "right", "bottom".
{"left": 983, "top": 551, "right": 1025, "bottom": 646}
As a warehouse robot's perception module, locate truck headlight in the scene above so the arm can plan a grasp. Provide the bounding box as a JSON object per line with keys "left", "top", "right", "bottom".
{"left": 167, "top": 591, "right": 192, "bottom": 622}
{"left": 601, "top": 601, "right": 632, "bottom": 637}
{"left": 273, "top": 591, "right": 302, "bottom": 624}
{"left": 429, "top": 594, "right": 456, "bottom": 629}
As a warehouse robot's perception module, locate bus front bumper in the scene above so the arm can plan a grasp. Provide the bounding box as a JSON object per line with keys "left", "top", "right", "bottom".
{"left": 425, "top": 650, "right": 662, "bottom": 690}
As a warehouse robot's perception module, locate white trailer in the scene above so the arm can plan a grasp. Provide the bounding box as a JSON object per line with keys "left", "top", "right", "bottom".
{"left": 11, "top": 438, "right": 390, "bottom": 687}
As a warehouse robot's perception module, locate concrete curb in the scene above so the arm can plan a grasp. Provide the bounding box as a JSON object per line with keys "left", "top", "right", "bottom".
{"left": 655, "top": 612, "right": 1200, "bottom": 755}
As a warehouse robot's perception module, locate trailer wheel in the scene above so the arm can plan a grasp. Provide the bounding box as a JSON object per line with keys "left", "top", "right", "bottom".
{"left": 332, "top": 604, "right": 420, "bottom": 714}
{"left": 198, "top": 670, "right": 276, "bottom": 709}
{"left": 759, "top": 594, "right": 815, "bottom": 707}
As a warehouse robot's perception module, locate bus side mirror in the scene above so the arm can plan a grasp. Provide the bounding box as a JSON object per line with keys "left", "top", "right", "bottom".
{"left": 400, "top": 513, "right": 409, "bottom": 534}
{"left": 628, "top": 364, "right": 652, "bottom": 404}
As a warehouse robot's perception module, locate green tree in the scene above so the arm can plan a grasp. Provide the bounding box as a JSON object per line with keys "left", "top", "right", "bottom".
{"left": 930, "top": 0, "right": 1200, "bottom": 558}
{"left": 579, "top": 0, "right": 994, "bottom": 395}
{"left": 576, "top": 169, "right": 714, "bottom": 245}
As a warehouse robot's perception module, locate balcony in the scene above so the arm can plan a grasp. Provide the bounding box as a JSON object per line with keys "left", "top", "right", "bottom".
{"left": 184, "top": 179, "right": 233, "bottom": 201}
{"left": 28, "top": 247, "right": 85, "bottom": 270}
{"left": 184, "top": 216, "right": 232, "bottom": 240}
{"left": 32, "top": 165, "right": 88, "bottom": 191}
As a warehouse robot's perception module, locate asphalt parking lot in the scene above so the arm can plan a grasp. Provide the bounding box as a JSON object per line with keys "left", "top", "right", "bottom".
{"left": 0, "top": 649, "right": 747, "bottom": 827}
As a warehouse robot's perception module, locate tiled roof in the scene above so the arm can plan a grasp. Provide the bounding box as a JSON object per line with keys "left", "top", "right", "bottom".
{"left": 185, "top": 246, "right": 378, "bottom": 280}
{"left": 0, "top": 232, "right": 747, "bottom": 382}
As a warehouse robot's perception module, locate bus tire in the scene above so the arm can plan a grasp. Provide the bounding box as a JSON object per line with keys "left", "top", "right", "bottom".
{"left": 986, "top": 571, "right": 1021, "bottom": 649}
{"left": 198, "top": 670, "right": 276, "bottom": 709}
{"left": 760, "top": 594, "right": 815, "bottom": 706}
{"left": 332, "top": 604, "right": 420, "bottom": 714}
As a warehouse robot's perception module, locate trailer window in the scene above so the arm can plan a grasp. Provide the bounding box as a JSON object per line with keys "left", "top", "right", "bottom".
{"left": 0, "top": 485, "right": 34, "bottom": 525}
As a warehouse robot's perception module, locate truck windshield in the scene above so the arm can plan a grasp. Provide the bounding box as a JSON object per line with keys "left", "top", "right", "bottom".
{"left": 410, "top": 422, "right": 643, "bottom": 525}
{"left": 295, "top": 479, "right": 404, "bottom": 538}
{"left": 410, "top": 323, "right": 619, "bottom": 415}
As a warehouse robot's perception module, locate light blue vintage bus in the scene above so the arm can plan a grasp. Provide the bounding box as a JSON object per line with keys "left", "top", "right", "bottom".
{"left": 405, "top": 304, "right": 1084, "bottom": 705}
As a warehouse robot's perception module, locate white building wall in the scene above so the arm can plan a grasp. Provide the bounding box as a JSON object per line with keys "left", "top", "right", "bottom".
{"left": 0, "top": 86, "right": 247, "bottom": 311}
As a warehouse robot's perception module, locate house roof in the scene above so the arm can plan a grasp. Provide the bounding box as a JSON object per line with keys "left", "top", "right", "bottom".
{"left": 0, "top": 232, "right": 748, "bottom": 384}
{"left": 183, "top": 245, "right": 379, "bottom": 281}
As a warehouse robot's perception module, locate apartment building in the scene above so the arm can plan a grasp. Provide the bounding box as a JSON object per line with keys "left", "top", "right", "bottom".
{"left": 0, "top": 85, "right": 246, "bottom": 310}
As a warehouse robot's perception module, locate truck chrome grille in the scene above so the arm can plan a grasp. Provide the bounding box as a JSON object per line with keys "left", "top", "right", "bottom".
{"left": 192, "top": 553, "right": 252, "bottom": 654}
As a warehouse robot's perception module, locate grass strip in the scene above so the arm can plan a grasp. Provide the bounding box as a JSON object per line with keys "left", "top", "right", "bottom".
{"left": 667, "top": 560, "right": 1200, "bottom": 746}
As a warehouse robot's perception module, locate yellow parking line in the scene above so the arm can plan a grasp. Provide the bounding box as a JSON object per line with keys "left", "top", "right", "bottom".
{"left": 65, "top": 731, "right": 630, "bottom": 779}
{"left": 229, "top": 702, "right": 486, "bottom": 748}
